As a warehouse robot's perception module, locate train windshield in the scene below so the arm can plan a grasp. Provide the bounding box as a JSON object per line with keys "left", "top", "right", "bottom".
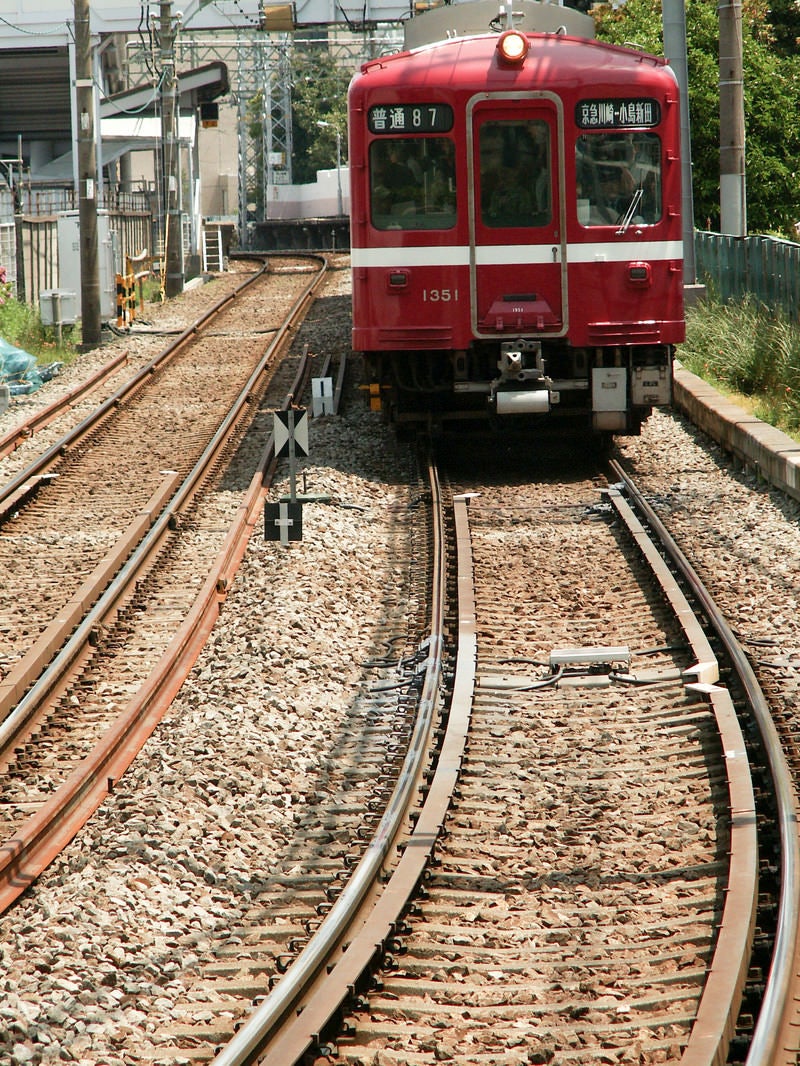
{"left": 576, "top": 132, "right": 662, "bottom": 227}
{"left": 369, "top": 138, "right": 456, "bottom": 230}
{"left": 478, "top": 119, "right": 552, "bottom": 228}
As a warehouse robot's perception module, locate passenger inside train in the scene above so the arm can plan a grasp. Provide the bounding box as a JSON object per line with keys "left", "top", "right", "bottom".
{"left": 577, "top": 132, "right": 662, "bottom": 227}
{"left": 479, "top": 119, "right": 551, "bottom": 228}
{"left": 370, "top": 138, "right": 457, "bottom": 229}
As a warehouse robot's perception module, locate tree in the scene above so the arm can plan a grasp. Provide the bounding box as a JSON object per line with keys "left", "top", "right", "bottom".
{"left": 245, "top": 43, "right": 350, "bottom": 215}
{"left": 592, "top": 0, "right": 800, "bottom": 235}
{"left": 290, "top": 46, "right": 351, "bottom": 184}
{"left": 762, "top": 0, "right": 800, "bottom": 55}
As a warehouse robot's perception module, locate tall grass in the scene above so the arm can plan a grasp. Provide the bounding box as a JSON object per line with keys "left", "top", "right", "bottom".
{"left": 680, "top": 290, "right": 800, "bottom": 437}
{"left": 3, "top": 273, "right": 800, "bottom": 436}
{"left": 0, "top": 283, "right": 79, "bottom": 363}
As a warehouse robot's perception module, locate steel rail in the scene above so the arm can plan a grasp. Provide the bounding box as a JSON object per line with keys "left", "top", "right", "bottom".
{"left": 0, "top": 255, "right": 324, "bottom": 722}
{"left": 0, "top": 256, "right": 278, "bottom": 513}
{"left": 0, "top": 258, "right": 328, "bottom": 913}
{"left": 216, "top": 454, "right": 762, "bottom": 1066}
{"left": 0, "top": 474, "right": 180, "bottom": 723}
{"left": 0, "top": 350, "right": 129, "bottom": 462}
{"left": 606, "top": 482, "right": 757, "bottom": 1066}
{"left": 609, "top": 458, "right": 800, "bottom": 1066}
{"left": 211, "top": 453, "right": 455, "bottom": 1066}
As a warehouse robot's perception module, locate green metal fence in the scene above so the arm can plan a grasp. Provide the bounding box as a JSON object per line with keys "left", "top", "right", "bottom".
{"left": 694, "top": 230, "right": 800, "bottom": 319}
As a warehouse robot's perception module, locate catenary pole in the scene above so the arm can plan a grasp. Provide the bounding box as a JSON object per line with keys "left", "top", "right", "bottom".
{"left": 160, "top": 0, "right": 184, "bottom": 297}
{"left": 74, "top": 0, "right": 102, "bottom": 347}
{"left": 662, "top": 0, "right": 697, "bottom": 283}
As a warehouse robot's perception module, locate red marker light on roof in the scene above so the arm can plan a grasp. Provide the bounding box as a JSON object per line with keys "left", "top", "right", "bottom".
{"left": 497, "top": 30, "right": 529, "bottom": 65}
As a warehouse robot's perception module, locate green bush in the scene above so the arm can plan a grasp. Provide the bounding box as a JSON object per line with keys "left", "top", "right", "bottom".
{"left": 0, "top": 279, "right": 78, "bottom": 364}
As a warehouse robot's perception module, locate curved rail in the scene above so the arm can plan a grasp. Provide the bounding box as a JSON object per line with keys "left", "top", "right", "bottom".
{"left": 0, "top": 256, "right": 328, "bottom": 912}
{"left": 212, "top": 452, "right": 453, "bottom": 1066}
{"left": 217, "top": 453, "right": 777, "bottom": 1066}
{"left": 606, "top": 478, "right": 756, "bottom": 1065}
{"left": 609, "top": 458, "right": 800, "bottom": 1066}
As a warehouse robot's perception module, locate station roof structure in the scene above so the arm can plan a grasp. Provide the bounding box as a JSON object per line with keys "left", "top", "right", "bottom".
{"left": 0, "top": 0, "right": 408, "bottom": 153}
{"left": 0, "top": 46, "right": 74, "bottom": 142}
{"left": 0, "top": 50, "right": 230, "bottom": 145}
{"left": 99, "top": 61, "right": 230, "bottom": 120}
{"left": 0, "top": 0, "right": 408, "bottom": 47}
{"left": 28, "top": 63, "right": 230, "bottom": 182}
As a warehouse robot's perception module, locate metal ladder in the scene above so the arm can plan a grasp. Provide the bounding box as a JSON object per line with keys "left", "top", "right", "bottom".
{"left": 202, "top": 226, "right": 224, "bottom": 272}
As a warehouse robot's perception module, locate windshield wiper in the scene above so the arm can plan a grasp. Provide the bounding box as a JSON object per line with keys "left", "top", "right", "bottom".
{"left": 616, "top": 187, "right": 644, "bottom": 235}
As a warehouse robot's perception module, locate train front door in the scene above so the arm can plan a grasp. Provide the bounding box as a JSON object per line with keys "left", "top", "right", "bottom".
{"left": 467, "top": 95, "right": 567, "bottom": 343}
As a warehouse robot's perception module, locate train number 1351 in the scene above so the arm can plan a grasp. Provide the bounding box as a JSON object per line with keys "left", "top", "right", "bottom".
{"left": 422, "top": 288, "right": 459, "bottom": 302}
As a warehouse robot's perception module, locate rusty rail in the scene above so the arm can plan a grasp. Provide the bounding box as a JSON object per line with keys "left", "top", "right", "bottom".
{"left": 610, "top": 458, "right": 800, "bottom": 1066}
{"left": 0, "top": 257, "right": 280, "bottom": 512}
{"left": 211, "top": 451, "right": 454, "bottom": 1066}
{"left": 0, "top": 350, "right": 128, "bottom": 463}
{"left": 0, "top": 255, "right": 328, "bottom": 912}
{"left": 606, "top": 478, "right": 757, "bottom": 1066}
{"left": 214, "top": 451, "right": 776, "bottom": 1066}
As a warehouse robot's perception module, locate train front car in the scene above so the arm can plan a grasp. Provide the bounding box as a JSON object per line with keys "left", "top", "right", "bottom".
{"left": 348, "top": 1, "right": 684, "bottom": 435}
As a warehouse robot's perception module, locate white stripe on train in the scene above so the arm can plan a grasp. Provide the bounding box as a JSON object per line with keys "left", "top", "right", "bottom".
{"left": 350, "top": 241, "right": 683, "bottom": 268}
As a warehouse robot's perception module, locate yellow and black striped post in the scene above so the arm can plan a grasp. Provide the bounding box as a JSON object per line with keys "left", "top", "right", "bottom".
{"left": 115, "top": 272, "right": 137, "bottom": 328}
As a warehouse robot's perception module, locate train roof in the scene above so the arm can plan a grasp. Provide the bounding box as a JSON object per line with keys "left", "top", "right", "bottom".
{"left": 402, "top": 0, "right": 596, "bottom": 50}
{"left": 354, "top": 31, "right": 674, "bottom": 95}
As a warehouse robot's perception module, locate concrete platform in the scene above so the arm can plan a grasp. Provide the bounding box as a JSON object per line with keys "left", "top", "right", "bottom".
{"left": 673, "top": 362, "right": 800, "bottom": 503}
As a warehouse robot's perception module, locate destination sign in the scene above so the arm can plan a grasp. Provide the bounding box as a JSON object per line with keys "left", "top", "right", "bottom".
{"left": 368, "top": 104, "right": 454, "bottom": 134}
{"left": 576, "top": 99, "right": 661, "bottom": 129}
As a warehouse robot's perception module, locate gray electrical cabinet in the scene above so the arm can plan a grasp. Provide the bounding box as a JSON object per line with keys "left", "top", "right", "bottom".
{"left": 56, "top": 211, "right": 118, "bottom": 322}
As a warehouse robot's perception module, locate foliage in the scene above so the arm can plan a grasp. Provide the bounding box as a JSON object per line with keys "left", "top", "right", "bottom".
{"left": 0, "top": 272, "right": 78, "bottom": 364}
{"left": 0, "top": 293, "right": 44, "bottom": 353}
{"left": 680, "top": 291, "right": 800, "bottom": 435}
{"left": 761, "top": 0, "right": 800, "bottom": 54}
{"left": 592, "top": 0, "right": 800, "bottom": 236}
{"left": 246, "top": 44, "right": 350, "bottom": 203}
{"left": 290, "top": 47, "right": 350, "bottom": 184}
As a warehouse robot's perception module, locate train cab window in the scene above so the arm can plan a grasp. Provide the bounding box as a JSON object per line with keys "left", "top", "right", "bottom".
{"left": 478, "top": 119, "right": 551, "bottom": 228}
{"left": 370, "top": 138, "right": 456, "bottom": 230}
{"left": 576, "top": 132, "right": 662, "bottom": 227}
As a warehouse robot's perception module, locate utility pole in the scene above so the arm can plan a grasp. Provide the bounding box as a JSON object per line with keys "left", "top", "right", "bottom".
{"left": 719, "top": 0, "right": 746, "bottom": 235}
{"left": 74, "top": 0, "right": 101, "bottom": 348}
{"left": 662, "top": 0, "right": 697, "bottom": 285}
{"left": 159, "top": 0, "right": 184, "bottom": 297}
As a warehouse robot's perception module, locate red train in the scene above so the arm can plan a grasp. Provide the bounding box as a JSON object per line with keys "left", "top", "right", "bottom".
{"left": 348, "top": 0, "right": 684, "bottom": 435}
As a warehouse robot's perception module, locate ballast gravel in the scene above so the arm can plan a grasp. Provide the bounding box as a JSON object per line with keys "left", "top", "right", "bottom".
{"left": 618, "top": 408, "right": 800, "bottom": 687}
{"left": 0, "top": 263, "right": 418, "bottom": 1065}
{"left": 2, "top": 265, "right": 800, "bottom": 1063}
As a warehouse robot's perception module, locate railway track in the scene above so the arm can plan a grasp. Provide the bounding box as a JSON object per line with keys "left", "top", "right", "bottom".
{"left": 0, "top": 254, "right": 329, "bottom": 910}
{"left": 0, "top": 349, "right": 129, "bottom": 464}
{"left": 194, "top": 445, "right": 795, "bottom": 1066}
{"left": 2, "top": 267, "right": 800, "bottom": 1065}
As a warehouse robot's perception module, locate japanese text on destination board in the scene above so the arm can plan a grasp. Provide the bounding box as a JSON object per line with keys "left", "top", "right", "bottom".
{"left": 576, "top": 99, "right": 660, "bottom": 129}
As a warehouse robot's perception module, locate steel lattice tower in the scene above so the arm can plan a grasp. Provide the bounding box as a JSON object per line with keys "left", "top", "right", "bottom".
{"left": 127, "top": 26, "right": 402, "bottom": 243}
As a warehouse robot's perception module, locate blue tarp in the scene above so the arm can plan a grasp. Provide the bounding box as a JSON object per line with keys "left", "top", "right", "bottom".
{"left": 0, "top": 337, "right": 42, "bottom": 395}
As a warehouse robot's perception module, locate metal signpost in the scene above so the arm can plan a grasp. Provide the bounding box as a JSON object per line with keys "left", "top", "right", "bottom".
{"left": 266, "top": 407, "right": 309, "bottom": 544}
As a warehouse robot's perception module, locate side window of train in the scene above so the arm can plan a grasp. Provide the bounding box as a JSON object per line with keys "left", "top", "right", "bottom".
{"left": 478, "top": 119, "right": 552, "bottom": 228}
{"left": 370, "top": 138, "right": 457, "bottom": 230}
{"left": 576, "top": 132, "right": 662, "bottom": 227}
